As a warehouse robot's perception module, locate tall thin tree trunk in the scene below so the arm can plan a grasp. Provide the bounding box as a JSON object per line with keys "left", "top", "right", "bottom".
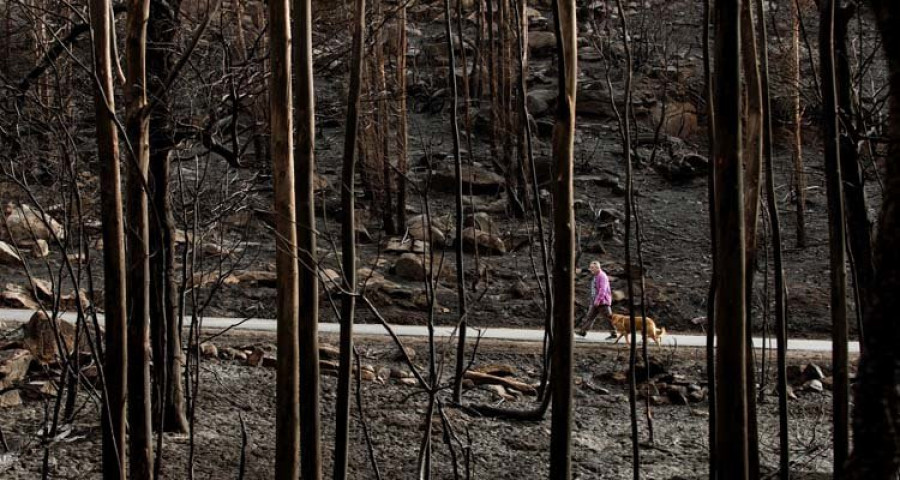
{"left": 713, "top": 0, "right": 749, "bottom": 479}
{"left": 147, "top": 0, "right": 188, "bottom": 435}
{"left": 446, "top": 0, "right": 468, "bottom": 405}
{"left": 269, "top": 0, "right": 300, "bottom": 475}
{"left": 292, "top": 0, "right": 322, "bottom": 473}
{"left": 789, "top": 0, "right": 807, "bottom": 248}
{"left": 89, "top": 0, "right": 127, "bottom": 475}
{"left": 819, "top": 1, "right": 850, "bottom": 476}
{"left": 755, "top": 0, "right": 789, "bottom": 476}
{"left": 396, "top": 5, "right": 408, "bottom": 230}
{"left": 835, "top": 5, "right": 874, "bottom": 336}
{"left": 376, "top": 3, "right": 395, "bottom": 236}
{"left": 548, "top": 0, "right": 576, "bottom": 474}
{"left": 702, "top": 0, "right": 717, "bottom": 476}
{"left": 333, "top": 0, "right": 365, "bottom": 474}
{"left": 125, "top": 0, "right": 154, "bottom": 475}
{"left": 739, "top": 3, "right": 762, "bottom": 477}
{"left": 846, "top": 5, "right": 900, "bottom": 477}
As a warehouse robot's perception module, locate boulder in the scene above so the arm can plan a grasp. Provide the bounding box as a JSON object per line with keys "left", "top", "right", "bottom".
{"left": 431, "top": 164, "right": 505, "bottom": 196}
{"left": 384, "top": 237, "right": 428, "bottom": 254}
{"left": 32, "top": 239, "right": 49, "bottom": 258}
{"left": 651, "top": 101, "right": 698, "bottom": 138}
{"left": 23, "top": 311, "right": 77, "bottom": 363}
{"left": 0, "top": 284, "right": 38, "bottom": 309}
{"left": 407, "top": 215, "right": 447, "bottom": 246}
{"left": 0, "top": 390, "right": 21, "bottom": 408}
{"left": 394, "top": 253, "right": 428, "bottom": 282}
{"left": 234, "top": 270, "right": 278, "bottom": 288}
{"left": 200, "top": 342, "right": 219, "bottom": 359}
{"left": 1, "top": 204, "right": 65, "bottom": 244}
{"left": 461, "top": 227, "right": 506, "bottom": 255}
{"left": 463, "top": 212, "right": 500, "bottom": 236}
{"left": 0, "top": 241, "right": 22, "bottom": 266}
{"left": 528, "top": 31, "right": 557, "bottom": 58}
{"left": 0, "top": 349, "right": 33, "bottom": 389}
{"left": 527, "top": 89, "right": 558, "bottom": 117}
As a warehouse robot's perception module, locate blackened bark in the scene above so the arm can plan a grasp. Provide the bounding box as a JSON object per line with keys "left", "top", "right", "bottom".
{"left": 846, "top": 1, "right": 900, "bottom": 477}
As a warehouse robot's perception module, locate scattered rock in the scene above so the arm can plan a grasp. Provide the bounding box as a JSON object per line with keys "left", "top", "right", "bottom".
{"left": 431, "top": 164, "right": 505, "bottom": 196}
{"left": 612, "top": 290, "right": 627, "bottom": 302}
{"left": 384, "top": 237, "right": 428, "bottom": 254}
{"left": 200, "top": 342, "right": 219, "bottom": 359}
{"left": 471, "top": 364, "right": 516, "bottom": 377}
{"left": 220, "top": 347, "right": 247, "bottom": 361}
{"left": 318, "top": 344, "right": 341, "bottom": 361}
{"left": 393, "top": 253, "right": 429, "bottom": 282}
{"left": 786, "top": 365, "right": 804, "bottom": 384}
{"left": 360, "top": 369, "right": 377, "bottom": 382}
{"left": 650, "top": 395, "right": 670, "bottom": 406}
{"left": 1, "top": 204, "right": 65, "bottom": 244}
{"left": 803, "top": 363, "right": 826, "bottom": 382}
{"left": 0, "top": 389, "right": 22, "bottom": 408}
{"left": 392, "top": 346, "right": 416, "bottom": 362}
{"left": 485, "top": 384, "right": 516, "bottom": 402}
{"left": 234, "top": 271, "right": 277, "bottom": 288}
{"left": 0, "top": 349, "right": 33, "bottom": 389}
{"left": 821, "top": 376, "right": 834, "bottom": 391}
{"left": 527, "top": 89, "right": 557, "bottom": 116}
{"left": 528, "top": 31, "right": 557, "bottom": 58}
{"left": 32, "top": 240, "right": 49, "bottom": 258}
{"left": 687, "top": 389, "right": 707, "bottom": 403}
{"left": 666, "top": 386, "right": 690, "bottom": 405}
{"left": 803, "top": 379, "right": 824, "bottom": 392}
{"left": 461, "top": 227, "right": 506, "bottom": 255}
{"left": 376, "top": 367, "right": 392, "bottom": 384}
{"left": 407, "top": 215, "right": 447, "bottom": 246}
{"left": 23, "top": 311, "right": 76, "bottom": 363}
{"left": 0, "top": 241, "right": 22, "bottom": 266}
{"left": 0, "top": 285, "right": 39, "bottom": 309}
{"left": 509, "top": 280, "right": 529, "bottom": 299}
{"left": 398, "top": 377, "right": 418, "bottom": 386}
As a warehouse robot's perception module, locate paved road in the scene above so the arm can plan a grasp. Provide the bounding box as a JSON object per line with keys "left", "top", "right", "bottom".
{"left": 0, "top": 308, "right": 858, "bottom": 353}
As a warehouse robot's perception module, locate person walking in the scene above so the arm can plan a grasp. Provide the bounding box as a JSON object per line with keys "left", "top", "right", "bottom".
{"left": 576, "top": 261, "right": 615, "bottom": 338}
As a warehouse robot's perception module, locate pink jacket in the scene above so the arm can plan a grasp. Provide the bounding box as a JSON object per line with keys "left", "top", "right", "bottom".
{"left": 592, "top": 270, "right": 611, "bottom": 306}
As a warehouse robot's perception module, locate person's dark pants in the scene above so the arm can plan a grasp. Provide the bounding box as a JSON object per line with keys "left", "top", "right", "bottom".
{"left": 576, "top": 304, "right": 612, "bottom": 332}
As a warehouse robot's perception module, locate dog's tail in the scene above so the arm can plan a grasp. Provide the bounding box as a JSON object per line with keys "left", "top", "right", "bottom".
{"left": 656, "top": 327, "right": 666, "bottom": 338}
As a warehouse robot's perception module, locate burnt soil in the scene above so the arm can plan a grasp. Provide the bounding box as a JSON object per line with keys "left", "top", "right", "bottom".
{"left": 0, "top": 329, "right": 847, "bottom": 479}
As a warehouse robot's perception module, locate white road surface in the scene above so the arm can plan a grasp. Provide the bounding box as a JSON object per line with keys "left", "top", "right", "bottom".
{"left": 0, "top": 308, "right": 858, "bottom": 353}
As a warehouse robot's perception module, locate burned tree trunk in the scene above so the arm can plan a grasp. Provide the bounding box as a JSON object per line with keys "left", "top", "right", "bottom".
{"left": 835, "top": 5, "right": 874, "bottom": 335}
{"left": 147, "top": 0, "right": 188, "bottom": 435}
{"left": 333, "top": 0, "right": 365, "bottom": 474}
{"left": 446, "top": 0, "right": 468, "bottom": 404}
{"left": 125, "top": 0, "right": 155, "bottom": 475}
{"left": 789, "top": 0, "right": 807, "bottom": 248}
{"left": 292, "top": 0, "right": 323, "bottom": 473}
{"left": 713, "top": 0, "right": 750, "bottom": 479}
{"left": 820, "top": 0, "right": 850, "bottom": 475}
{"left": 395, "top": 5, "right": 409, "bottom": 230}
{"left": 548, "top": 0, "right": 577, "bottom": 474}
{"left": 845, "top": 1, "right": 900, "bottom": 478}
{"left": 269, "top": 0, "right": 300, "bottom": 476}
{"left": 755, "top": 0, "right": 789, "bottom": 475}
{"left": 89, "top": 0, "right": 127, "bottom": 475}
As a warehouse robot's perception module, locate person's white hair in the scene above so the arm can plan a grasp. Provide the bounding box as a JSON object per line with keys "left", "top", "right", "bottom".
{"left": 589, "top": 260, "right": 601, "bottom": 269}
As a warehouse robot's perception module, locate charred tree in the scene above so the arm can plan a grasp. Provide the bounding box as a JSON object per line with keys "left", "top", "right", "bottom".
{"left": 89, "top": 0, "right": 127, "bottom": 475}
{"left": 292, "top": 0, "right": 323, "bottom": 472}
{"left": 396, "top": 4, "right": 409, "bottom": 230}
{"left": 846, "top": 3, "right": 900, "bottom": 476}
{"left": 820, "top": 0, "right": 850, "bottom": 475}
{"left": 755, "top": 0, "right": 789, "bottom": 475}
{"left": 713, "top": 0, "right": 750, "bottom": 479}
{"left": 446, "top": 0, "right": 468, "bottom": 404}
{"left": 124, "top": 0, "right": 155, "bottom": 475}
{"left": 333, "top": 0, "right": 365, "bottom": 474}
{"left": 269, "top": 0, "right": 301, "bottom": 475}
{"left": 789, "top": 0, "right": 807, "bottom": 248}
{"left": 146, "top": 0, "right": 188, "bottom": 435}
{"left": 835, "top": 4, "right": 874, "bottom": 335}
{"left": 548, "top": 0, "right": 577, "bottom": 474}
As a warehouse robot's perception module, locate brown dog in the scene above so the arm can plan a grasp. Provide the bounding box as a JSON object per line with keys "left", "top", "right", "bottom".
{"left": 610, "top": 313, "right": 666, "bottom": 346}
